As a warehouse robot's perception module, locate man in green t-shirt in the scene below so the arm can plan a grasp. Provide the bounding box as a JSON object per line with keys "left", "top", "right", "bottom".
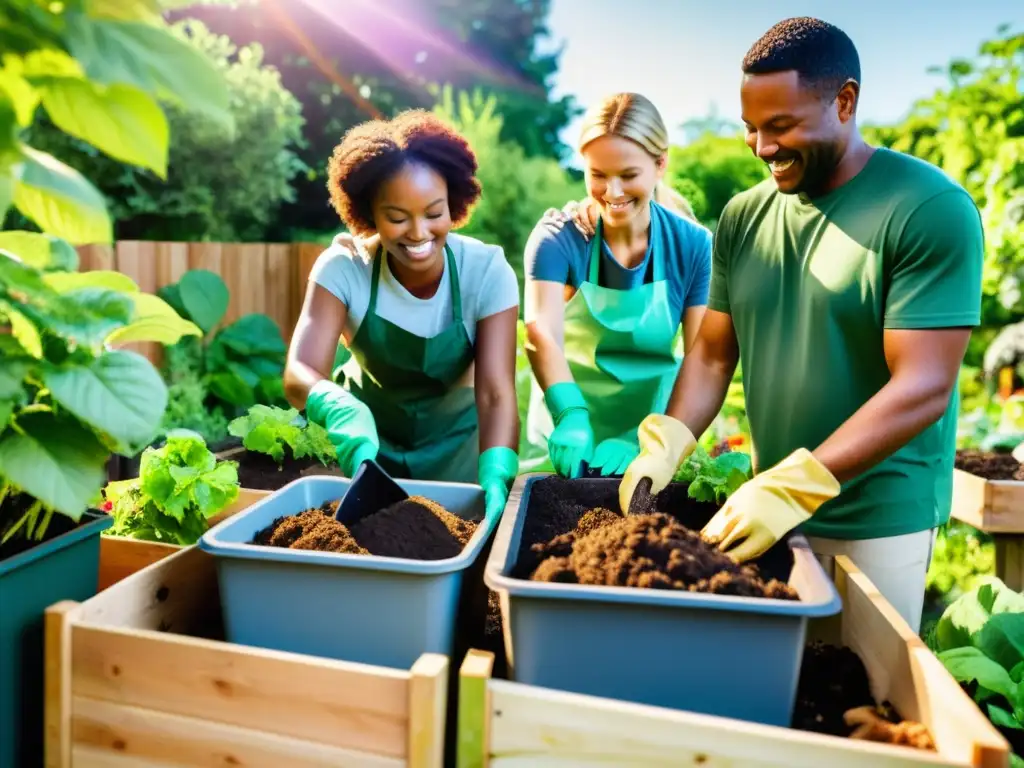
{"left": 619, "top": 17, "right": 984, "bottom": 632}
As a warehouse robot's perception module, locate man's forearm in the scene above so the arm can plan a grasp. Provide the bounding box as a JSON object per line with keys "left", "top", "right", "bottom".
{"left": 664, "top": 348, "right": 737, "bottom": 440}
{"left": 811, "top": 375, "right": 953, "bottom": 484}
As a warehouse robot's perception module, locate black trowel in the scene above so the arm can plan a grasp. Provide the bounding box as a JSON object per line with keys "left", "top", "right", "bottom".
{"left": 333, "top": 459, "right": 409, "bottom": 524}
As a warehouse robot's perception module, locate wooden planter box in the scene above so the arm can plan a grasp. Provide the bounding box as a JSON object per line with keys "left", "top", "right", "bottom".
{"left": 457, "top": 555, "right": 1010, "bottom": 768}
{"left": 46, "top": 545, "right": 448, "bottom": 767}
{"left": 951, "top": 468, "right": 1024, "bottom": 590}
{"left": 97, "top": 488, "right": 270, "bottom": 591}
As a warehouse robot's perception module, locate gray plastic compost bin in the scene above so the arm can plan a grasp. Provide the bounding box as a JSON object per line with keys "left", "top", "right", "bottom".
{"left": 484, "top": 474, "right": 842, "bottom": 726}
{"left": 198, "top": 475, "right": 494, "bottom": 670}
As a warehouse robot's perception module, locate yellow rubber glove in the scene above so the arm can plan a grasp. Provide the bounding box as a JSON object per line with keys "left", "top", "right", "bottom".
{"left": 701, "top": 448, "right": 841, "bottom": 563}
{"left": 618, "top": 414, "right": 697, "bottom": 514}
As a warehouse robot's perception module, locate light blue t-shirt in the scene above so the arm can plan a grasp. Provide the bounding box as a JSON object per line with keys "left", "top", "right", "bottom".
{"left": 524, "top": 201, "right": 712, "bottom": 320}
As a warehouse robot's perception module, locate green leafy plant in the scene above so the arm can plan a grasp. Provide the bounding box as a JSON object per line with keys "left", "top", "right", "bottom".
{"left": 228, "top": 405, "right": 336, "bottom": 467}
{"left": 673, "top": 445, "right": 752, "bottom": 504}
{"left": 0, "top": 1, "right": 230, "bottom": 551}
{"left": 159, "top": 268, "right": 287, "bottom": 412}
{"left": 0, "top": 1, "right": 232, "bottom": 243}
{"left": 0, "top": 246, "right": 201, "bottom": 545}
{"left": 103, "top": 429, "right": 239, "bottom": 545}
{"left": 159, "top": 338, "right": 230, "bottom": 444}
{"left": 926, "top": 578, "right": 1024, "bottom": 766}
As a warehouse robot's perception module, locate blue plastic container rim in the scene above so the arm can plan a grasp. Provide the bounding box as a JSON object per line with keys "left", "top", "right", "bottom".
{"left": 0, "top": 509, "right": 112, "bottom": 578}
{"left": 199, "top": 475, "right": 499, "bottom": 576}
{"left": 484, "top": 474, "right": 843, "bottom": 618}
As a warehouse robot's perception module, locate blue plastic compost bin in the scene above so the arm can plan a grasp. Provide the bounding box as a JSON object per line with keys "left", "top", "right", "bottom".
{"left": 485, "top": 474, "right": 842, "bottom": 726}
{"left": 199, "top": 475, "right": 494, "bottom": 670}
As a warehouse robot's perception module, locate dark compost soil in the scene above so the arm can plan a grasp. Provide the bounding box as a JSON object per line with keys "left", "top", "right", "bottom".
{"left": 515, "top": 476, "right": 797, "bottom": 599}
{"left": 955, "top": 448, "right": 1024, "bottom": 481}
{"left": 234, "top": 450, "right": 335, "bottom": 491}
{"left": 253, "top": 495, "right": 477, "bottom": 560}
{"left": 793, "top": 641, "right": 935, "bottom": 749}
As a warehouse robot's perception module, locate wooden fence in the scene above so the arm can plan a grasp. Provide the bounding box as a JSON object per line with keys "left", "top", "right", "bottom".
{"left": 77, "top": 240, "right": 325, "bottom": 360}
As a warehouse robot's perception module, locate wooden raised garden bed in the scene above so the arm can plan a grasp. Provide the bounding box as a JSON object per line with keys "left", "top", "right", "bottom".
{"left": 458, "top": 555, "right": 1010, "bottom": 767}
{"left": 97, "top": 488, "right": 269, "bottom": 591}
{"left": 952, "top": 450, "right": 1024, "bottom": 590}
{"left": 45, "top": 545, "right": 449, "bottom": 767}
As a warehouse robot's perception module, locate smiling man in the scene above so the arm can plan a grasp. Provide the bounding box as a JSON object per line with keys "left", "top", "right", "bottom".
{"left": 618, "top": 17, "right": 984, "bottom": 632}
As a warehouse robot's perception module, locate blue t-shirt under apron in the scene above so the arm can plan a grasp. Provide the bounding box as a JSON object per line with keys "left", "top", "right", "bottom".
{"left": 523, "top": 200, "right": 713, "bottom": 321}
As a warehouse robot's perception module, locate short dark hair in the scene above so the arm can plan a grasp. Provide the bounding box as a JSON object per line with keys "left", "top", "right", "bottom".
{"left": 742, "top": 17, "right": 860, "bottom": 97}
{"left": 327, "top": 109, "right": 481, "bottom": 235}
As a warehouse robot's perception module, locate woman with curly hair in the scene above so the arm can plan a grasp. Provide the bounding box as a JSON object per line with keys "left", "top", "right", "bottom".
{"left": 284, "top": 110, "right": 520, "bottom": 518}
{"left": 519, "top": 92, "right": 712, "bottom": 480}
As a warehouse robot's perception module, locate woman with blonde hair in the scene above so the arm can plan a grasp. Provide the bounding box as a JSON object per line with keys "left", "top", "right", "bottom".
{"left": 519, "top": 92, "right": 711, "bottom": 478}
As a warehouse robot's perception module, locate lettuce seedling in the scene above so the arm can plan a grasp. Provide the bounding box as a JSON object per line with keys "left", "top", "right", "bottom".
{"left": 673, "top": 445, "right": 752, "bottom": 504}
{"left": 104, "top": 430, "right": 239, "bottom": 545}
{"left": 228, "top": 404, "right": 336, "bottom": 466}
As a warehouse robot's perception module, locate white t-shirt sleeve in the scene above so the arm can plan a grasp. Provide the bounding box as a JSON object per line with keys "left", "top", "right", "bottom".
{"left": 473, "top": 245, "right": 520, "bottom": 321}
{"left": 307, "top": 244, "right": 372, "bottom": 334}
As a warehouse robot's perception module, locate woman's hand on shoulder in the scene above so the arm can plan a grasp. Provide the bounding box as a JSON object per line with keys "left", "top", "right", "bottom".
{"left": 541, "top": 198, "right": 599, "bottom": 241}
{"left": 332, "top": 230, "right": 378, "bottom": 256}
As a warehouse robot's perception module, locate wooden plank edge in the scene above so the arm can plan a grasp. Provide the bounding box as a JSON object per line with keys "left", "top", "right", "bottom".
{"left": 45, "top": 601, "right": 79, "bottom": 768}
{"left": 71, "top": 695, "right": 405, "bottom": 768}
{"left": 834, "top": 555, "right": 1010, "bottom": 767}
{"left": 484, "top": 677, "right": 957, "bottom": 768}
{"left": 409, "top": 653, "right": 449, "bottom": 768}
{"left": 458, "top": 650, "right": 495, "bottom": 768}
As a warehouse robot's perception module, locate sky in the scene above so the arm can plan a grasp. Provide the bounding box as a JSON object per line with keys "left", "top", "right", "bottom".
{"left": 540, "top": 0, "right": 1021, "bottom": 159}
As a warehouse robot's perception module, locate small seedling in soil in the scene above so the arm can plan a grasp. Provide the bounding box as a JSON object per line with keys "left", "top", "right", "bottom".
{"left": 253, "top": 495, "right": 477, "bottom": 561}
{"left": 955, "top": 448, "right": 1024, "bottom": 481}
{"left": 228, "top": 405, "right": 339, "bottom": 490}
{"left": 792, "top": 641, "right": 934, "bottom": 750}
{"left": 515, "top": 476, "right": 795, "bottom": 599}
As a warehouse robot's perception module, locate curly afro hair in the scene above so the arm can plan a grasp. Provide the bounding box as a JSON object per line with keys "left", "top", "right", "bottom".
{"left": 742, "top": 17, "right": 860, "bottom": 98}
{"left": 327, "top": 109, "right": 481, "bottom": 235}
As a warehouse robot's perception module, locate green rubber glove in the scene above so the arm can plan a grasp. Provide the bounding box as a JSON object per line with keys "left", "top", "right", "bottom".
{"left": 478, "top": 446, "right": 519, "bottom": 521}
{"left": 590, "top": 430, "right": 641, "bottom": 477}
{"left": 305, "top": 379, "right": 379, "bottom": 477}
{"left": 544, "top": 382, "right": 593, "bottom": 479}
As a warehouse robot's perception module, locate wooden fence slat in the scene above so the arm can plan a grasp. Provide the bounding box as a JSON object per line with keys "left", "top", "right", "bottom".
{"left": 266, "top": 243, "right": 296, "bottom": 340}
{"left": 76, "top": 244, "right": 115, "bottom": 272}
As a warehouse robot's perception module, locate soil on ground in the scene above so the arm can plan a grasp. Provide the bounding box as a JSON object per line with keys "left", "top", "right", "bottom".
{"left": 955, "top": 448, "right": 1024, "bottom": 481}
{"left": 793, "top": 641, "right": 935, "bottom": 750}
{"left": 253, "top": 495, "right": 477, "bottom": 560}
{"left": 234, "top": 450, "right": 334, "bottom": 491}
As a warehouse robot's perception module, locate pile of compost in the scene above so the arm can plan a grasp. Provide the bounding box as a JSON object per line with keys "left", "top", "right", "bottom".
{"left": 955, "top": 448, "right": 1024, "bottom": 480}
{"left": 253, "top": 495, "right": 477, "bottom": 560}
{"left": 792, "top": 641, "right": 935, "bottom": 750}
{"left": 516, "top": 477, "right": 795, "bottom": 599}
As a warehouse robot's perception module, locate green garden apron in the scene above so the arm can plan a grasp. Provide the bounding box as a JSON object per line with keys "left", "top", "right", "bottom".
{"left": 338, "top": 244, "right": 479, "bottom": 482}
{"left": 520, "top": 215, "right": 682, "bottom": 473}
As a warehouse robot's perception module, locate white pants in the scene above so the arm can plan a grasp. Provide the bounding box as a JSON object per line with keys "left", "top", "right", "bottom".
{"left": 806, "top": 529, "right": 937, "bottom": 635}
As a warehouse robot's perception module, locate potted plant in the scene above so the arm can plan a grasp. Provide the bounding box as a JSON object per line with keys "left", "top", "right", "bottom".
{"left": 0, "top": 2, "right": 231, "bottom": 763}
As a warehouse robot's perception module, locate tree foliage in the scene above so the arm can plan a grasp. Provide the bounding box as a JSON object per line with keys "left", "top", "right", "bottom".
{"left": 18, "top": 18, "right": 307, "bottom": 242}
{"left": 170, "top": 0, "right": 580, "bottom": 237}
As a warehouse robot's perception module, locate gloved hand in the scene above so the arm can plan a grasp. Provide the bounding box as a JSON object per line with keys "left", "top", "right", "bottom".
{"left": 478, "top": 446, "right": 519, "bottom": 520}
{"left": 544, "top": 382, "right": 594, "bottom": 479}
{"left": 702, "top": 448, "right": 841, "bottom": 563}
{"left": 305, "top": 379, "right": 379, "bottom": 477}
{"left": 590, "top": 431, "right": 640, "bottom": 477}
{"left": 618, "top": 413, "right": 697, "bottom": 513}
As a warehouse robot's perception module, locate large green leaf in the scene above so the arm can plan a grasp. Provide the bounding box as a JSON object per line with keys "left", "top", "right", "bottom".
{"left": 43, "top": 349, "right": 168, "bottom": 455}
{"left": 214, "top": 314, "right": 286, "bottom": 356}
{"left": 65, "top": 15, "right": 232, "bottom": 130}
{"left": 41, "top": 79, "right": 168, "bottom": 177}
{"left": 44, "top": 270, "right": 138, "bottom": 294}
{"left": 938, "top": 646, "right": 1017, "bottom": 701}
{"left": 85, "top": 0, "right": 162, "bottom": 21}
{"left": 105, "top": 292, "right": 202, "bottom": 345}
{"left": 0, "top": 411, "right": 109, "bottom": 520}
{"left": 49, "top": 287, "right": 134, "bottom": 346}
{"left": 178, "top": 269, "right": 228, "bottom": 333}
{"left": 4, "top": 307, "right": 42, "bottom": 357}
{"left": 0, "top": 231, "right": 79, "bottom": 271}
{"left": 0, "top": 67, "right": 39, "bottom": 126}
{"left": 0, "top": 169, "right": 12, "bottom": 222}
{"left": 0, "top": 358, "right": 29, "bottom": 399}
{"left": 978, "top": 613, "right": 1024, "bottom": 674}
{"left": 12, "top": 144, "right": 112, "bottom": 244}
